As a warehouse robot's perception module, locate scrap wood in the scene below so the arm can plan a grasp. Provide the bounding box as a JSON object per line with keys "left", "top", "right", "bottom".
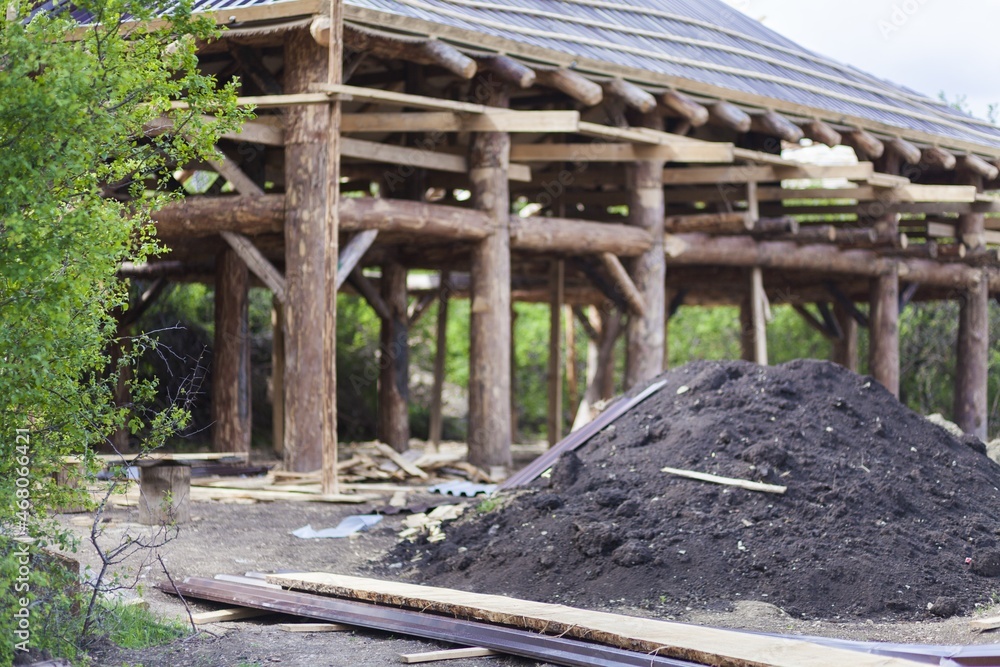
{"left": 264, "top": 573, "right": 921, "bottom": 667}
{"left": 970, "top": 615, "right": 1000, "bottom": 631}
{"left": 191, "top": 606, "right": 271, "bottom": 624}
{"left": 446, "top": 461, "right": 493, "bottom": 483}
{"left": 278, "top": 622, "right": 351, "bottom": 633}
{"left": 376, "top": 443, "right": 429, "bottom": 479}
{"left": 400, "top": 647, "right": 498, "bottom": 663}
{"left": 400, "top": 504, "right": 466, "bottom": 543}
{"left": 660, "top": 467, "right": 787, "bottom": 495}
{"left": 190, "top": 486, "right": 377, "bottom": 504}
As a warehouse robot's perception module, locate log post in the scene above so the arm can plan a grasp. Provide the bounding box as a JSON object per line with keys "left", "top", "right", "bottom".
{"left": 547, "top": 260, "right": 564, "bottom": 447}
{"left": 869, "top": 265, "right": 900, "bottom": 397}
{"left": 283, "top": 29, "right": 329, "bottom": 472}
{"left": 428, "top": 272, "right": 449, "bottom": 450}
{"left": 378, "top": 261, "right": 410, "bottom": 452}
{"left": 832, "top": 301, "right": 859, "bottom": 373}
{"left": 565, "top": 304, "right": 578, "bottom": 413}
{"left": 955, "top": 272, "right": 989, "bottom": 440}
{"left": 467, "top": 73, "right": 513, "bottom": 470}
{"left": 271, "top": 298, "right": 285, "bottom": 457}
{"left": 750, "top": 266, "right": 768, "bottom": 365}
{"left": 624, "top": 113, "right": 666, "bottom": 388}
{"left": 212, "top": 247, "right": 251, "bottom": 454}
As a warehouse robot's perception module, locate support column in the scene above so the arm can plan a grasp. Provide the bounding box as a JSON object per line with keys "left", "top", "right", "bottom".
{"left": 624, "top": 115, "right": 665, "bottom": 387}
{"left": 739, "top": 267, "right": 768, "bottom": 365}
{"left": 832, "top": 301, "right": 859, "bottom": 373}
{"left": 955, "top": 273, "right": 989, "bottom": 440}
{"left": 212, "top": 247, "right": 251, "bottom": 454}
{"left": 869, "top": 265, "right": 900, "bottom": 397}
{"left": 283, "top": 30, "right": 328, "bottom": 472}
{"left": 467, "top": 74, "right": 512, "bottom": 470}
{"left": 428, "top": 273, "right": 449, "bottom": 450}
{"left": 271, "top": 299, "right": 285, "bottom": 457}
{"left": 547, "top": 260, "right": 564, "bottom": 447}
{"left": 378, "top": 261, "right": 409, "bottom": 452}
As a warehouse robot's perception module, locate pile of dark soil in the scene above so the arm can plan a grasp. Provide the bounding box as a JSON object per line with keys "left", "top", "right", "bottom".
{"left": 385, "top": 359, "right": 1000, "bottom": 620}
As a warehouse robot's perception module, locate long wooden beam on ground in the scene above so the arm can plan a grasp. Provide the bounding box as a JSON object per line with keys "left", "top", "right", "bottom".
{"left": 266, "top": 573, "right": 921, "bottom": 667}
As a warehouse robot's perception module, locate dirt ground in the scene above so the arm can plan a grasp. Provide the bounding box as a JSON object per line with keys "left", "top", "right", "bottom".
{"left": 58, "top": 487, "right": 1000, "bottom": 667}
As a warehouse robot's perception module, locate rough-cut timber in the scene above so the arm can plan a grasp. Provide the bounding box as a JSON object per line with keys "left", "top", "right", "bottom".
{"left": 467, "top": 74, "right": 513, "bottom": 471}
{"left": 955, "top": 273, "right": 989, "bottom": 440}
{"left": 283, "top": 29, "right": 328, "bottom": 472}
{"left": 832, "top": 302, "right": 859, "bottom": 372}
{"left": 138, "top": 462, "right": 191, "bottom": 526}
{"left": 509, "top": 216, "right": 652, "bottom": 256}
{"left": 428, "top": 272, "right": 449, "bottom": 448}
{"left": 153, "top": 195, "right": 285, "bottom": 239}
{"left": 378, "top": 261, "right": 410, "bottom": 452}
{"left": 659, "top": 90, "right": 708, "bottom": 126}
{"left": 869, "top": 266, "right": 900, "bottom": 397}
{"left": 749, "top": 111, "right": 803, "bottom": 143}
{"left": 798, "top": 119, "right": 841, "bottom": 147}
{"left": 707, "top": 101, "right": 751, "bottom": 133}
{"left": 212, "top": 247, "right": 251, "bottom": 455}
{"left": 624, "top": 116, "right": 665, "bottom": 388}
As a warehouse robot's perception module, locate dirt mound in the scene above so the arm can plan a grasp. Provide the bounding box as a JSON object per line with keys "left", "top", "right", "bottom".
{"left": 384, "top": 359, "right": 1000, "bottom": 620}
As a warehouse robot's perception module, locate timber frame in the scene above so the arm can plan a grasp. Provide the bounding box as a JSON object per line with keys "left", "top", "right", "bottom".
{"left": 121, "top": 1, "right": 1000, "bottom": 484}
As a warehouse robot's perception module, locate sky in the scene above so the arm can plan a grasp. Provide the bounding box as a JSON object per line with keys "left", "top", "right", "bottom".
{"left": 722, "top": 0, "right": 999, "bottom": 122}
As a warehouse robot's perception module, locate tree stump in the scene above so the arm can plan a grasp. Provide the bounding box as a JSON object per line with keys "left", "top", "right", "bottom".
{"left": 138, "top": 461, "right": 191, "bottom": 526}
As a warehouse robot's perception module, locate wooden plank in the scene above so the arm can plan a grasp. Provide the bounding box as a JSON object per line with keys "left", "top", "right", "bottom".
{"left": 191, "top": 607, "right": 271, "bottom": 624}
{"left": 970, "top": 615, "right": 1000, "bottom": 631}
{"left": 661, "top": 466, "right": 786, "bottom": 494}
{"left": 375, "top": 442, "right": 428, "bottom": 479}
{"left": 278, "top": 622, "right": 351, "bottom": 633}
{"left": 341, "top": 137, "right": 531, "bottom": 182}
{"left": 400, "top": 647, "right": 498, "bottom": 663}
{"left": 336, "top": 230, "right": 379, "bottom": 291}
{"left": 319, "top": 83, "right": 488, "bottom": 114}
{"left": 220, "top": 231, "right": 287, "bottom": 303}
{"left": 189, "top": 486, "right": 375, "bottom": 503}
{"left": 208, "top": 154, "right": 265, "bottom": 196}
{"left": 342, "top": 111, "right": 579, "bottom": 134}
{"left": 661, "top": 163, "right": 878, "bottom": 184}
{"left": 266, "top": 573, "right": 918, "bottom": 667}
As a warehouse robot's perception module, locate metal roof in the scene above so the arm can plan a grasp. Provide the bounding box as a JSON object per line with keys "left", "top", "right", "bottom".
{"left": 344, "top": 0, "right": 1000, "bottom": 152}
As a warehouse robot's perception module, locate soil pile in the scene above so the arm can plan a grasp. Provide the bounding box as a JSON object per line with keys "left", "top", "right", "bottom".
{"left": 386, "top": 359, "right": 1000, "bottom": 620}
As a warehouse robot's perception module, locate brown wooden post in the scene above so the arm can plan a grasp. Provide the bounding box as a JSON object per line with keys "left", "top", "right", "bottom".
{"left": 212, "top": 247, "right": 251, "bottom": 454}
{"left": 832, "top": 302, "right": 859, "bottom": 373}
{"left": 283, "top": 29, "right": 328, "bottom": 472}
{"left": 510, "top": 304, "right": 520, "bottom": 444}
{"left": 597, "top": 308, "right": 620, "bottom": 400}
{"left": 955, "top": 272, "right": 989, "bottom": 439}
{"left": 467, "top": 74, "right": 512, "bottom": 470}
{"left": 955, "top": 169, "right": 988, "bottom": 439}
{"left": 271, "top": 298, "right": 285, "bottom": 457}
{"left": 110, "top": 324, "right": 132, "bottom": 452}
{"left": 564, "top": 304, "right": 578, "bottom": 413}
{"left": 624, "top": 114, "right": 665, "bottom": 387}
{"left": 547, "top": 260, "right": 564, "bottom": 447}
{"left": 428, "top": 273, "right": 449, "bottom": 450}
{"left": 869, "top": 265, "right": 900, "bottom": 397}
{"left": 739, "top": 296, "right": 755, "bottom": 362}
{"left": 378, "top": 261, "right": 410, "bottom": 452}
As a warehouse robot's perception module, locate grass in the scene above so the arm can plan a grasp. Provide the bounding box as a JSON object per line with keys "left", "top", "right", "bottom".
{"left": 475, "top": 496, "right": 502, "bottom": 514}
{"left": 105, "top": 602, "right": 188, "bottom": 649}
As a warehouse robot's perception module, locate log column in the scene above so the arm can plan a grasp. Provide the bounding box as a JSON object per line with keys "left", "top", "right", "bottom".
{"left": 832, "top": 302, "right": 859, "bottom": 373}
{"left": 955, "top": 272, "right": 989, "bottom": 440}
{"left": 467, "top": 74, "right": 512, "bottom": 470}
{"left": 869, "top": 265, "right": 900, "bottom": 397}
{"left": 282, "top": 30, "right": 328, "bottom": 471}
{"left": 378, "top": 261, "right": 410, "bottom": 452}
{"left": 212, "top": 247, "right": 251, "bottom": 454}
{"left": 624, "top": 114, "right": 665, "bottom": 387}
{"left": 955, "top": 169, "right": 989, "bottom": 439}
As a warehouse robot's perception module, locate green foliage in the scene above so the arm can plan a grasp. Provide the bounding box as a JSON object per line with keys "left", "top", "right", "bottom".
{"left": 105, "top": 601, "right": 187, "bottom": 649}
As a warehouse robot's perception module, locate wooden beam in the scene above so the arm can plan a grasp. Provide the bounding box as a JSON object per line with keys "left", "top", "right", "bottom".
{"left": 510, "top": 140, "right": 732, "bottom": 164}
{"left": 547, "top": 260, "right": 564, "bottom": 447}
{"left": 341, "top": 137, "right": 531, "bottom": 182}
{"left": 707, "top": 101, "right": 751, "bottom": 133}
{"left": 534, "top": 68, "right": 603, "bottom": 106}
{"left": 348, "top": 268, "right": 392, "bottom": 321}
{"left": 407, "top": 291, "right": 436, "bottom": 326}
{"left": 208, "top": 153, "right": 265, "bottom": 196}
{"left": 959, "top": 154, "right": 1000, "bottom": 181}
{"left": 841, "top": 129, "right": 885, "bottom": 160}
{"left": 400, "top": 647, "right": 498, "bottom": 663}
{"left": 663, "top": 212, "right": 750, "bottom": 234}
{"left": 798, "top": 119, "right": 842, "bottom": 147}
{"left": 659, "top": 90, "right": 709, "bottom": 126}
{"left": 869, "top": 265, "right": 900, "bottom": 397}
{"left": 428, "top": 272, "right": 449, "bottom": 450}
{"left": 271, "top": 298, "right": 285, "bottom": 458}
{"left": 955, "top": 272, "right": 990, "bottom": 441}
{"left": 220, "top": 231, "right": 286, "bottom": 303}
{"left": 378, "top": 261, "right": 410, "bottom": 452}
{"left": 661, "top": 163, "right": 876, "bottom": 184}
{"left": 212, "top": 247, "right": 251, "bottom": 455}
{"left": 831, "top": 301, "right": 859, "bottom": 372}
{"left": 920, "top": 146, "right": 957, "bottom": 171}
{"left": 311, "top": 17, "right": 476, "bottom": 79}
{"left": 120, "top": 277, "right": 169, "bottom": 329}
{"left": 341, "top": 110, "right": 580, "bottom": 133}
{"left": 885, "top": 137, "right": 922, "bottom": 165}
{"left": 336, "top": 229, "right": 379, "bottom": 291}
{"left": 509, "top": 215, "right": 652, "bottom": 256}
{"left": 601, "top": 79, "right": 656, "bottom": 113}
{"left": 467, "top": 73, "right": 513, "bottom": 471}
{"left": 318, "top": 82, "right": 489, "bottom": 114}
{"left": 473, "top": 54, "right": 535, "bottom": 88}
{"left": 599, "top": 252, "right": 646, "bottom": 317}
{"left": 749, "top": 111, "right": 803, "bottom": 143}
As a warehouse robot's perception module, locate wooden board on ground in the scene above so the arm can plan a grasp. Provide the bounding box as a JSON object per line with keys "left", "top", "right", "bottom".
{"left": 969, "top": 615, "right": 1000, "bottom": 631}
{"left": 375, "top": 443, "right": 429, "bottom": 479}
{"left": 278, "top": 622, "right": 352, "bottom": 633}
{"left": 265, "top": 573, "right": 921, "bottom": 667}
{"left": 400, "top": 646, "right": 498, "bottom": 663}
{"left": 191, "top": 607, "right": 271, "bottom": 624}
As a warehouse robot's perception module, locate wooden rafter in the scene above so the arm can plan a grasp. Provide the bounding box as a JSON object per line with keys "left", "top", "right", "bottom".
{"left": 220, "top": 231, "right": 287, "bottom": 303}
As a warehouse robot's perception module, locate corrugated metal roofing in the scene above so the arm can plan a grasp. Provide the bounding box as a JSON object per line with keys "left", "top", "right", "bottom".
{"left": 344, "top": 0, "right": 1000, "bottom": 151}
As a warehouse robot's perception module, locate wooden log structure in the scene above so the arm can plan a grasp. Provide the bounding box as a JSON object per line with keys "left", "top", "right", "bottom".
{"left": 869, "top": 265, "right": 900, "bottom": 397}
{"left": 659, "top": 90, "right": 709, "bottom": 127}
{"left": 955, "top": 273, "right": 989, "bottom": 440}
{"left": 467, "top": 72, "right": 513, "bottom": 471}
{"left": 624, "top": 113, "right": 666, "bottom": 388}
{"left": 472, "top": 54, "right": 536, "bottom": 88}
{"left": 378, "top": 261, "right": 410, "bottom": 452}
{"left": 841, "top": 129, "right": 885, "bottom": 160}
{"left": 885, "top": 137, "right": 922, "bottom": 165}
{"left": 749, "top": 111, "right": 803, "bottom": 143}
{"left": 547, "top": 260, "right": 564, "bottom": 447}
{"left": 798, "top": 119, "right": 842, "bottom": 147}
{"left": 212, "top": 247, "right": 251, "bottom": 454}
{"left": 534, "top": 68, "right": 603, "bottom": 106}
{"left": 919, "top": 146, "right": 958, "bottom": 171}
{"left": 428, "top": 272, "right": 449, "bottom": 449}
{"left": 832, "top": 301, "right": 859, "bottom": 372}
{"left": 601, "top": 79, "right": 656, "bottom": 113}
{"left": 706, "top": 101, "right": 751, "bottom": 133}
